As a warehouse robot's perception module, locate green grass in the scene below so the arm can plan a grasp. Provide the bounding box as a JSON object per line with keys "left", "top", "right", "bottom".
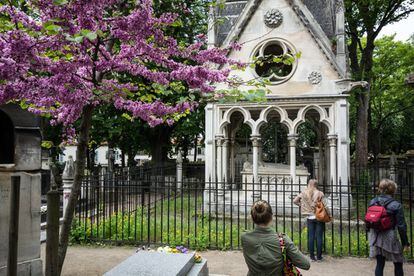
{"left": 70, "top": 193, "right": 413, "bottom": 260}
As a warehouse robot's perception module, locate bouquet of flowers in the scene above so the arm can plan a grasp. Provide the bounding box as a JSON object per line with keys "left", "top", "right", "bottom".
{"left": 155, "top": 245, "right": 202, "bottom": 263}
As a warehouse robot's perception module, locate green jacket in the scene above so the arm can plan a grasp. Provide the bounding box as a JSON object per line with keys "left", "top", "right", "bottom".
{"left": 241, "top": 226, "right": 310, "bottom": 276}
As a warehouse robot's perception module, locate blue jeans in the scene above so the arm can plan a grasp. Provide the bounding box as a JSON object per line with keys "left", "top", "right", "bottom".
{"left": 307, "top": 219, "right": 324, "bottom": 259}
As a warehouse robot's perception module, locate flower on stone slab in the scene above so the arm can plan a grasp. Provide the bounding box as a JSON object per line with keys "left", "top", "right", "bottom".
{"left": 194, "top": 252, "right": 202, "bottom": 263}
{"left": 176, "top": 245, "right": 189, "bottom": 253}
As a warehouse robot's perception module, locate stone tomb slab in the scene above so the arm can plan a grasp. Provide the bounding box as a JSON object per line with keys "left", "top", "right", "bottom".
{"left": 104, "top": 251, "right": 196, "bottom": 276}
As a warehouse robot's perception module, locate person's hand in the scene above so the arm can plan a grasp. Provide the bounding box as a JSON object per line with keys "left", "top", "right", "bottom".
{"left": 403, "top": 245, "right": 410, "bottom": 253}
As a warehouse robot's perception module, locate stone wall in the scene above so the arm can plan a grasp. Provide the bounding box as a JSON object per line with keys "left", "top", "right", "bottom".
{"left": 0, "top": 172, "right": 42, "bottom": 276}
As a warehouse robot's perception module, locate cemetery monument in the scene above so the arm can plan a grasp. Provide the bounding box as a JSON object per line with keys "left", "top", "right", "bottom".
{"left": 204, "top": 0, "right": 354, "bottom": 214}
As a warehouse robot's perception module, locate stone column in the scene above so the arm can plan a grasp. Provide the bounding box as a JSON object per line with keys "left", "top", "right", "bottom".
{"left": 313, "top": 152, "right": 319, "bottom": 180}
{"left": 229, "top": 139, "right": 236, "bottom": 182}
{"left": 207, "top": 6, "right": 216, "bottom": 49}
{"left": 251, "top": 135, "right": 261, "bottom": 201}
{"left": 215, "top": 135, "right": 224, "bottom": 182}
{"left": 223, "top": 139, "right": 229, "bottom": 183}
{"left": 335, "top": 0, "right": 347, "bottom": 74}
{"left": 204, "top": 103, "right": 215, "bottom": 182}
{"left": 62, "top": 156, "right": 75, "bottom": 217}
{"left": 335, "top": 99, "right": 351, "bottom": 192}
{"left": 288, "top": 135, "right": 298, "bottom": 182}
{"left": 389, "top": 152, "right": 397, "bottom": 181}
{"left": 176, "top": 150, "right": 183, "bottom": 190}
{"left": 328, "top": 134, "right": 338, "bottom": 190}
{"left": 251, "top": 135, "right": 261, "bottom": 183}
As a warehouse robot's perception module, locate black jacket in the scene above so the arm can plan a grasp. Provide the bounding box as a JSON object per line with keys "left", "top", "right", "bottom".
{"left": 369, "top": 195, "right": 410, "bottom": 247}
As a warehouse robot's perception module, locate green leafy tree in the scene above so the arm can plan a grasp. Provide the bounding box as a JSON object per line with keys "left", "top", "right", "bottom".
{"left": 370, "top": 36, "right": 414, "bottom": 154}
{"left": 171, "top": 106, "right": 205, "bottom": 162}
{"left": 345, "top": 0, "right": 414, "bottom": 166}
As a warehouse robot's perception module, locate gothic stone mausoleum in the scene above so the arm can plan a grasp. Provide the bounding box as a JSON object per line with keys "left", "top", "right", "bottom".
{"left": 204, "top": 0, "right": 355, "bottom": 213}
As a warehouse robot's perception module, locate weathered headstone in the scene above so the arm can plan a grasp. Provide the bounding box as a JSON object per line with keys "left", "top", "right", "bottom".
{"left": 176, "top": 151, "right": 183, "bottom": 190}
{"left": 62, "top": 156, "right": 75, "bottom": 217}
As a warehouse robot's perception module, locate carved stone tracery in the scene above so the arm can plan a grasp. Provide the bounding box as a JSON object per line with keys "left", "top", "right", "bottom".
{"left": 335, "top": 0, "right": 345, "bottom": 13}
{"left": 308, "top": 71, "right": 323, "bottom": 85}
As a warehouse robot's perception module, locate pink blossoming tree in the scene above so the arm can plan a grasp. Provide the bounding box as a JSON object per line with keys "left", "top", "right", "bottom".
{"left": 0, "top": 0, "right": 237, "bottom": 273}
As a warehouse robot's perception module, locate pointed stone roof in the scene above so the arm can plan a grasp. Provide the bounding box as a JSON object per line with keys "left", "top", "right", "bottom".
{"left": 216, "top": 1, "right": 249, "bottom": 45}
{"left": 215, "top": 0, "right": 345, "bottom": 77}
{"left": 303, "top": 0, "right": 336, "bottom": 40}
{"left": 216, "top": 0, "right": 337, "bottom": 45}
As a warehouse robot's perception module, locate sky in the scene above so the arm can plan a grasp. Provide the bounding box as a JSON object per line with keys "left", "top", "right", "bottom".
{"left": 379, "top": 12, "right": 414, "bottom": 41}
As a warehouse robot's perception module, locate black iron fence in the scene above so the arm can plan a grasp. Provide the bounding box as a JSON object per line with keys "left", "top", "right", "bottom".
{"left": 73, "top": 166, "right": 414, "bottom": 260}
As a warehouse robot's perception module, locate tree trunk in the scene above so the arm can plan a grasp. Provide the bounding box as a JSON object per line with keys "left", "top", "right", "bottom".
{"left": 57, "top": 105, "right": 94, "bottom": 275}
{"left": 354, "top": 38, "right": 374, "bottom": 169}
{"left": 150, "top": 126, "right": 172, "bottom": 165}
{"left": 127, "top": 148, "right": 137, "bottom": 167}
{"left": 355, "top": 91, "right": 370, "bottom": 168}
{"left": 193, "top": 136, "right": 198, "bottom": 162}
{"left": 121, "top": 151, "right": 125, "bottom": 168}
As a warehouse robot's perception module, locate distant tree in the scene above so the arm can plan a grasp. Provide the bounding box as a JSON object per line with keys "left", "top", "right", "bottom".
{"left": 345, "top": 0, "right": 414, "bottom": 166}
{"left": 171, "top": 106, "right": 205, "bottom": 161}
{"left": 370, "top": 36, "right": 414, "bottom": 154}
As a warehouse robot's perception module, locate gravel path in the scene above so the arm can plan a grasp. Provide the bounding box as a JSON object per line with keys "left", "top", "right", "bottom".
{"left": 41, "top": 244, "right": 414, "bottom": 275}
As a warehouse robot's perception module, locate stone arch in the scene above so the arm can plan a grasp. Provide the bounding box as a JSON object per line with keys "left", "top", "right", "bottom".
{"left": 219, "top": 107, "right": 255, "bottom": 135}
{"left": 255, "top": 106, "right": 293, "bottom": 135}
{"left": 293, "top": 105, "right": 333, "bottom": 134}
{"left": 0, "top": 110, "right": 15, "bottom": 164}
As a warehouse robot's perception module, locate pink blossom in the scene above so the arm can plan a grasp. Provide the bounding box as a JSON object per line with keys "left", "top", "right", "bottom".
{"left": 0, "top": 0, "right": 241, "bottom": 132}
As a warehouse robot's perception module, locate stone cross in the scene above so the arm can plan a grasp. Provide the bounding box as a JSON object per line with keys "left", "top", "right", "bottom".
{"left": 62, "top": 156, "right": 74, "bottom": 217}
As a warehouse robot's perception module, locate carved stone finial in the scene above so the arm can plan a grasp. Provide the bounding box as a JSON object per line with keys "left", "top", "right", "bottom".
{"left": 308, "top": 71, "right": 323, "bottom": 85}
{"left": 264, "top": 9, "right": 283, "bottom": 28}
{"left": 243, "top": 161, "right": 252, "bottom": 171}
{"left": 62, "top": 155, "right": 75, "bottom": 179}
{"left": 336, "top": 0, "right": 345, "bottom": 13}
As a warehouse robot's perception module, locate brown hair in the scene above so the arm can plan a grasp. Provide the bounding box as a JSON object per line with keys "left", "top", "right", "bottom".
{"left": 251, "top": 200, "right": 273, "bottom": 225}
{"left": 378, "top": 179, "right": 397, "bottom": 195}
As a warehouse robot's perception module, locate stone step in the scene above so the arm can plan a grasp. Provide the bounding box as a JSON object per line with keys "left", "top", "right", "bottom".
{"left": 187, "top": 258, "right": 208, "bottom": 276}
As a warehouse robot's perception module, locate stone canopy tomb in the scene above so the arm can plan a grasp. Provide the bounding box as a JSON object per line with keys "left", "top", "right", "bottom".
{"left": 204, "top": 0, "right": 354, "bottom": 213}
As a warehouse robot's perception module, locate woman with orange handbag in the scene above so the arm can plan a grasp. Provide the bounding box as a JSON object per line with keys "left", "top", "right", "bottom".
{"left": 293, "top": 179, "right": 329, "bottom": 262}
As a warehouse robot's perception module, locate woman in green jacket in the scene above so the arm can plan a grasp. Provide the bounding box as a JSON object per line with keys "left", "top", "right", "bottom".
{"left": 241, "top": 200, "right": 310, "bottom": 276}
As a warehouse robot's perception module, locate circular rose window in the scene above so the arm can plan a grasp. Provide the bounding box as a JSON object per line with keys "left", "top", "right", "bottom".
{"left": 252, "top": 39, "right": 297, "bottom": 84}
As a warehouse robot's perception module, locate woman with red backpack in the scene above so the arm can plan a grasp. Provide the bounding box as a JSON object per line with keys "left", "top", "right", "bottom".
{"left": 367, "top": 179, "right": 410, "bottom": 276}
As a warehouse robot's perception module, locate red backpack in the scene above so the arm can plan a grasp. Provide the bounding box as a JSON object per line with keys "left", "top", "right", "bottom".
{"left": 364, "top": 199, "right": 394, "bottom": 231}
